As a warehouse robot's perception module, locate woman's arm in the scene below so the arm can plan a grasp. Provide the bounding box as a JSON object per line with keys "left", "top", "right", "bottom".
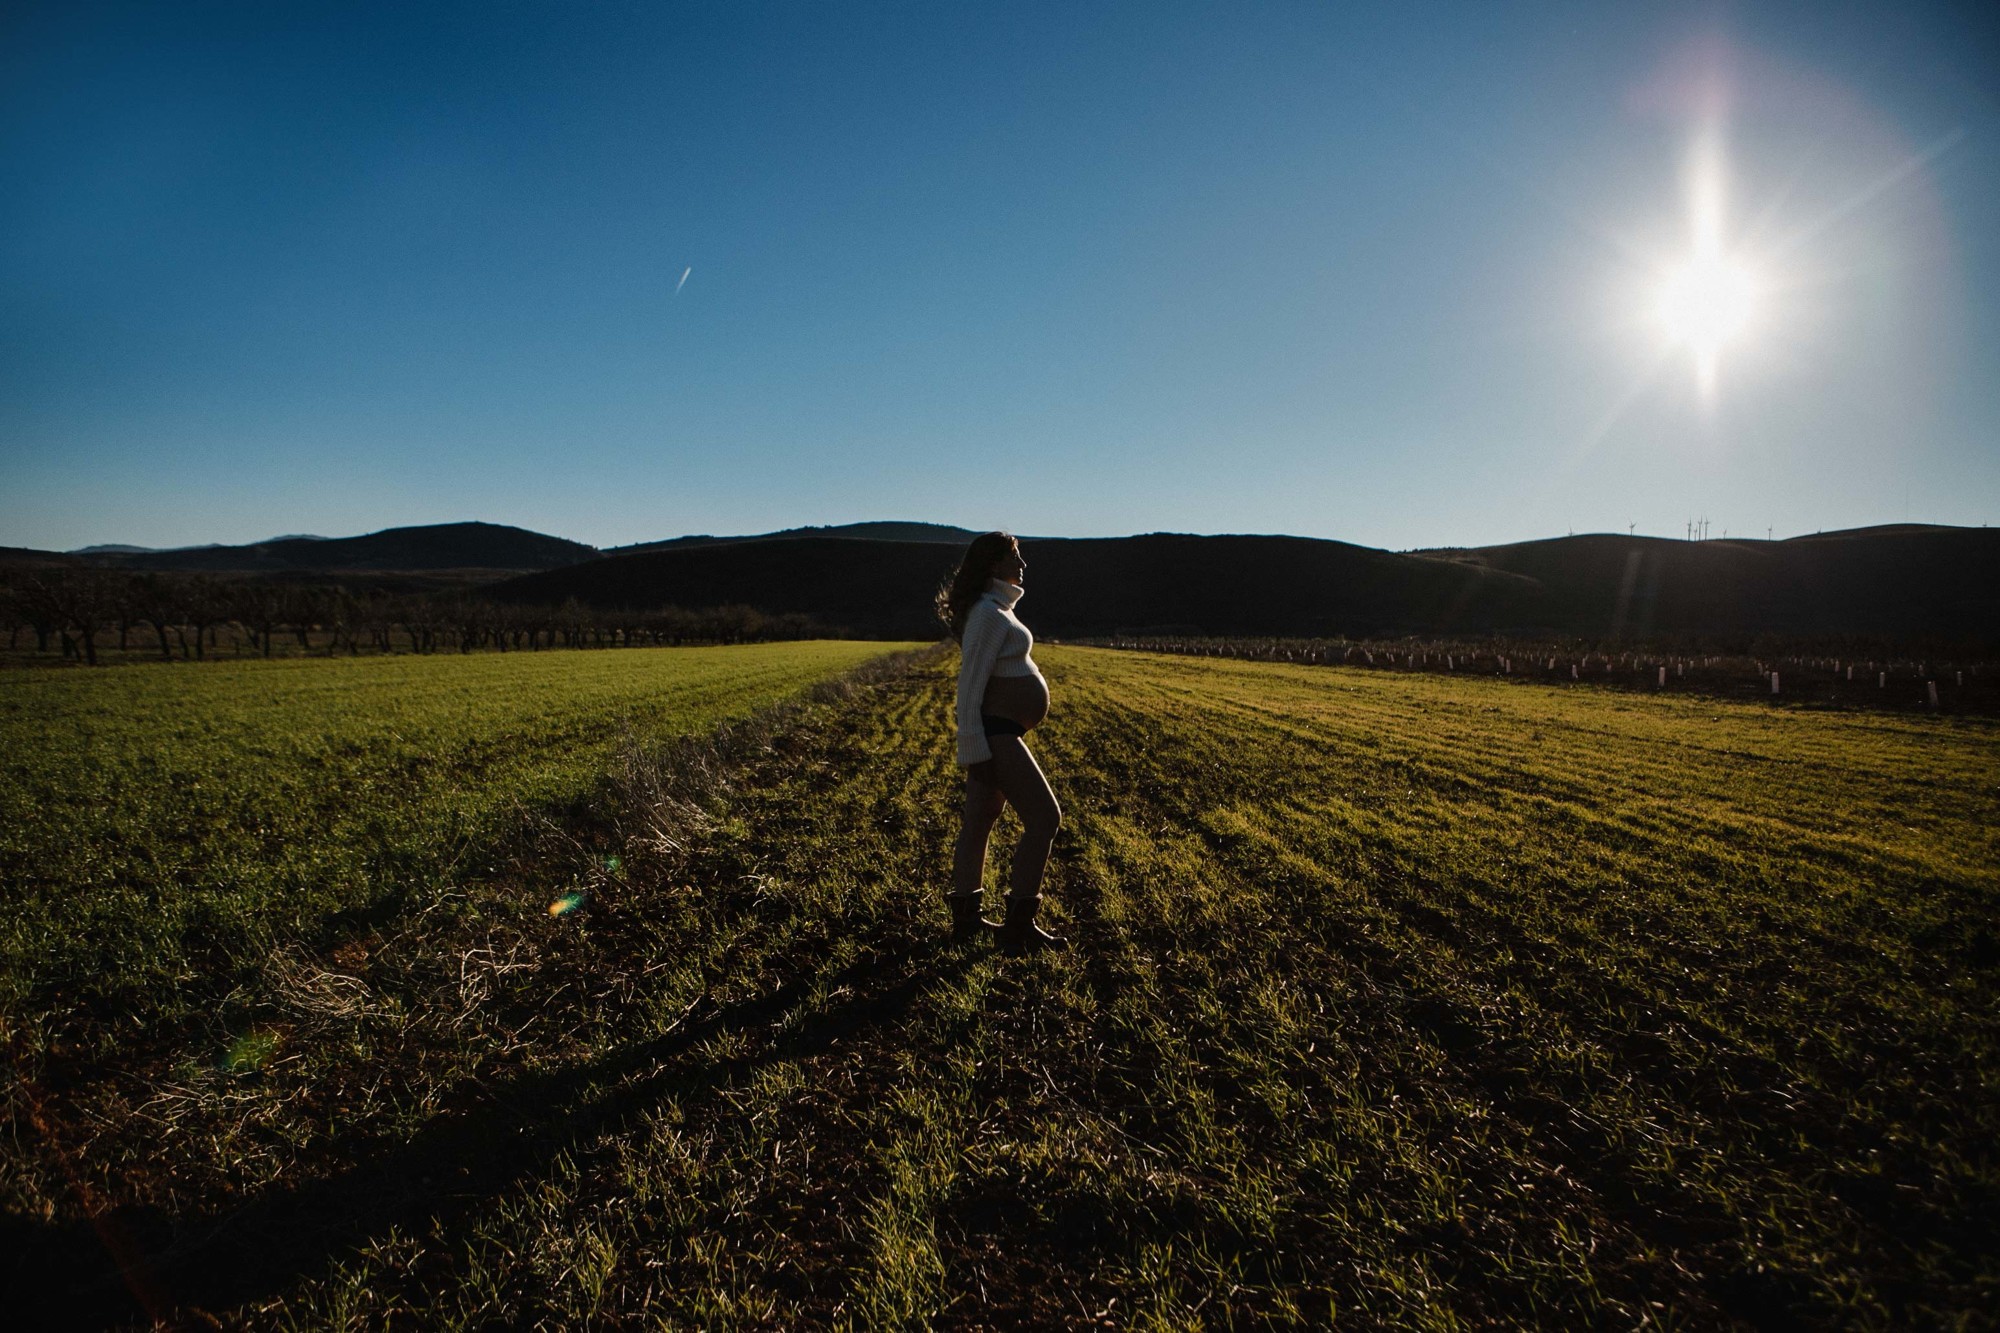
{"left": 955, "top": 604, "right": 1004, "bottom": 765}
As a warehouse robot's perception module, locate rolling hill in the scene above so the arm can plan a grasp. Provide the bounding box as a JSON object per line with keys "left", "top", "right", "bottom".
{"left": 77, "top": 522, "right": 598, "bottom": 574}
{"left": 1427, "top": 525, "right": 2000, "bottom": 643}
{"left": 605, "top": 520, "right": 980, "bottom": 556}
{"left": 11, "top": 519, "right": 1993, "bottom": 646}
{"left": 491, "top": 533, "right": 1545, "bottom": 639}
{"left": 491, "top": 525, "right": 2000, "bottom": 646}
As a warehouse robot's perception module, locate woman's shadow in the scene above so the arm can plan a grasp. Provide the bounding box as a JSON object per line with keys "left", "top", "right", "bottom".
{"left": 14, "top": 933, "right": 982, "bottom": 1330}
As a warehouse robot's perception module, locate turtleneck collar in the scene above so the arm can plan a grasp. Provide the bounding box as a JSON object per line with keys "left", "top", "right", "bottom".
{"left": 986, "top": 578, "right": 1024, "bottom": 609}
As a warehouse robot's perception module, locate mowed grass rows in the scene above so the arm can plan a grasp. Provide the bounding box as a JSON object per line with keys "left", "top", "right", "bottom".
{"left": 10, "top": 645, "right": 1998, "bottom": 1328}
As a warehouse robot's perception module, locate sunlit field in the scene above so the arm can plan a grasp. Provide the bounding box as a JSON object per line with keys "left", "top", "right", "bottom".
{"left": 9, "top": 646, "right": 1996, "bottom": 1328}
{"left": 0, "top": 641, "right": 900, "bottom": 1045}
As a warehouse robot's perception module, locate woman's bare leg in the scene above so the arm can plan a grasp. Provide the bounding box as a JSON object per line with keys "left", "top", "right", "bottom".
{"left": 952, "top": 770, "right": 1006, "bottom": 898}
{"left": 983, "top": 736, "right": 1062, "bottom": 904}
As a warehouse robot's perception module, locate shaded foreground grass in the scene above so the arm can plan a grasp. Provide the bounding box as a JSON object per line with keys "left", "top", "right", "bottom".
{"left": 9, "top": 646, "right": 1998, "bottom": 1328}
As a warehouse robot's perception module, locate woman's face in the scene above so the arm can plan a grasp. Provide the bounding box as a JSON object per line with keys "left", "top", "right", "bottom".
{"left": 995, "top": 545, "right": 1025, "bottom": 586}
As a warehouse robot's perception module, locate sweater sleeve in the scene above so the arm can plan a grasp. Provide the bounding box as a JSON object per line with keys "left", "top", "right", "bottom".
{"left": 954, "top": 604, "right": 1004, "bottom": 765}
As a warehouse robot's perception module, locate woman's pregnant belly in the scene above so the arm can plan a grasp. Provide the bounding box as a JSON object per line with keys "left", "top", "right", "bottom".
{"left": 982, "top": 673, "right": 1050, "bottom": 731}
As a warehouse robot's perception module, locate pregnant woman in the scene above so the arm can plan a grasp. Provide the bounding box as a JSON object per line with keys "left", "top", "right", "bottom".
{"left": 938, "top": 531, "right": 1065, "bottom": 954}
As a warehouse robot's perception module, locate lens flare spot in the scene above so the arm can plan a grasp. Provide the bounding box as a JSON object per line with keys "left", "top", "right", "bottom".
{"left": 222, "top": 1030, "right": 281, "bottom": 1074}
{"left": 549, "top": 891, "right": 588, "bottom": 917}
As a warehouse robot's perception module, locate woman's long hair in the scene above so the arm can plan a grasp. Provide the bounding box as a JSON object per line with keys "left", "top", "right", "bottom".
{"left": 935, "top": 531, "right": 1018, "bottom": 641}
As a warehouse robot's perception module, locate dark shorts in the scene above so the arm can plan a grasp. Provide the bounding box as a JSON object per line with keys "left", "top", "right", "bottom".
{"left": 981, "top": 714, "right": 1028, "bottom": 738}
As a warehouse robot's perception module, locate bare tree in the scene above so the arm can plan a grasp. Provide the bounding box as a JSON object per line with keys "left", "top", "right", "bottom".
{"left": 7, "top": 575, "right": 64, "bottom": 654}
{"left": 290, "top": 586, "right": 323, "bottom": 652}
{"left": 16, "top": 569, "right": 121, "bottom": 665}
{"left": 319, "top": 587, "right": 361, "bottom": 656}
{"left": 0, "top": 584, "right": 22, "bottom": 652}
{"left": 127, "top": 573, "right": 182, "bottom": 660}
{"left": 177, "top": 576, "right": 228, "bottom": 660}
{"left": 233, "top": 582, "right": 287, "bottom": 658}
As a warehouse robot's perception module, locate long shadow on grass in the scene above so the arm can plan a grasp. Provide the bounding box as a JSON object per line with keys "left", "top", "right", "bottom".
{"left": 24, "top": 932, "right": 979, "bottom": 1330}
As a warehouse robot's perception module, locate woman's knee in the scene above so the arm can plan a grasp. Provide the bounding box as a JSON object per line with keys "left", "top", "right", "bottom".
{"left": 1023, "top": 799, "right": 1062, "bottom": 841}
{"left": 961, "top": 797, "right": 1004, "bottom": 832}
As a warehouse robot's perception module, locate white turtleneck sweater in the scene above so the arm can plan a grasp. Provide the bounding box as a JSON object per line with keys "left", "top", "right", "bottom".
{"left": 955, "top": 578, "right": 1044, "bottom": 765}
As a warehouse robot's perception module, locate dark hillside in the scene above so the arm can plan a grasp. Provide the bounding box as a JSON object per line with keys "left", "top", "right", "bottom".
{"left": 0, "top": 546, "right": 78, "bottom": 567}
{"left": 491, "top": 534, "right": 1542, "bottom": 638}
{"left": 494, "top": 539, "right": 963, "bottom": 636}
{"left": 1022, "top": 535, "right": 1540, "bottom": 637}
{"left": 494, "top": 525, "right": 1999, "bottom": 645}
{"left": 1442, "top": 525, "right": 2000, "bottom": 643}
{"left": 98, "top": 522, "right": 597, "bottom": 573}
{"left": 18, "top": 521, "right": 1991, "bottom": 645}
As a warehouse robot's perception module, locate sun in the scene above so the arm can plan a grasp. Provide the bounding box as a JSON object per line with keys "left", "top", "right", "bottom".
{"left": 1653, "top": 245, "right": 1763, "bottom": 400}
{"left": 1656, "top": 251, "right": 1759, "bottom": 354}
{"left": 1643, "top": 128, "right": 1768, "bottom": 401}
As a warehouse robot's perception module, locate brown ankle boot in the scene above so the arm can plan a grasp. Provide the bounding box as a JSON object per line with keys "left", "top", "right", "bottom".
{"left": 947, "top": 893, "right": 999, "bottom": 944}
{"left": 998, "top": 895, "right": 1066, "bottom": 955}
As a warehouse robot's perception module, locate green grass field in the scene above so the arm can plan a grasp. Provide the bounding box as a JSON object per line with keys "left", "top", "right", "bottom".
{"left": 8, "top": 645, "right": 1997, "bottom": 1328}
{"left": 0, "top": 642, "right": 900, "bottom": 1048}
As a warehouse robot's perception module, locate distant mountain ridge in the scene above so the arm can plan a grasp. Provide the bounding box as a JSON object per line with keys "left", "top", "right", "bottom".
{"left": 45, "top": 520, "right": 979, "bottom": 571}
{"left": 606, "top": 521, "right": 980, "bottom": 555}
{"left": 491, "top": 524, "right": 1999, "bottom": 646}
{"left": 8, "top": 520, "right": 1993, "bottom": 646}
{"left": 483, "top": 533, "right": 1540, "bottom": 639}
{"left": 69, "top": 522, "right": 596, "bottom": 573}
{"left": 1415, "top": 526, "right": 1999, "bottom": 641}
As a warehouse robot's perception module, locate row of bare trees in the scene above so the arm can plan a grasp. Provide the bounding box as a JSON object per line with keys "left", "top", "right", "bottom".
{"left": 0, "top": 569, "right": 830, "bottom": 665}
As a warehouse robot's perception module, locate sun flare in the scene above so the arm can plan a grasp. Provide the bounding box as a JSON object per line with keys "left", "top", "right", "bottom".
{"left": 1656, "top": 252, "right": 1759, "bottom": 353}
{"left": 1642, "top": 129, "right": 1772, "bottom": 402}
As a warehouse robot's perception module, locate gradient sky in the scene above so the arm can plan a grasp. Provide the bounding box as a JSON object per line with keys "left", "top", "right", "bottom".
{"left": 4, "top": 1, "right": 1997, "bottom": 552}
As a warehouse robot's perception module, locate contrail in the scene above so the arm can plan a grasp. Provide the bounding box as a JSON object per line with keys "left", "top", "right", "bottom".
{"left": 675, "top": 266, "right": 692, "bottom": 295}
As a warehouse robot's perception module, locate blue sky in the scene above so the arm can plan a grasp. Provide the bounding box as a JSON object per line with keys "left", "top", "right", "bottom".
{"left": 3, "top": 1, "right": 1996, "bottom": 552}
